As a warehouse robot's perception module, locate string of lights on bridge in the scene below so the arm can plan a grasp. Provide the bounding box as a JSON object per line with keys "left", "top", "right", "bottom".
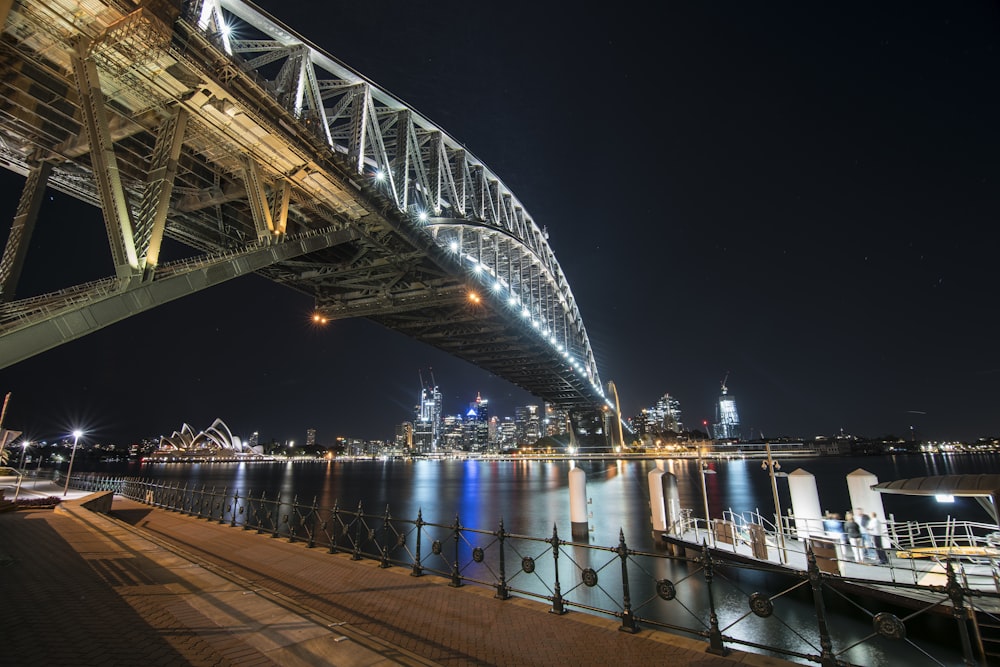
{"left": 374, "top": 170, "right": 611, "bottom": 410}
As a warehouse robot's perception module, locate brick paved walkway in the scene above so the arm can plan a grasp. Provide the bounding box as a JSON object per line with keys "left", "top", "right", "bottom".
{"left": 0, "top": 492, "right": 793, "bottom": 666}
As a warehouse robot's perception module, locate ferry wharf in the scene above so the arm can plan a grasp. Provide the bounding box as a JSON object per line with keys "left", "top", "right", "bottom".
{"left": 0, "top": 485, "right": 790, "bottom": 667}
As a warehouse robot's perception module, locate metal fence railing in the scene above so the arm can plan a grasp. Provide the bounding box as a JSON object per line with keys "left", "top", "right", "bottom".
{"left": 69, "top": 474, "right": 998, "bottom": 666}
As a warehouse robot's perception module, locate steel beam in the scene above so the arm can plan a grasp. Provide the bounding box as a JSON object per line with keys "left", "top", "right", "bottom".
{"left": 0, "top": 161, "right": 52, "bottom": 301}
{"left": 137, "top": 108, "right": 189, "bottom": 275}
{"left": 69, "top": 43, "right": 140, "bottom": 276}
{"left": 240, "top": 156, "right": 274, "bottom": 239}
{"left": 0, "top": 228, "right": 359, "bottom": 369}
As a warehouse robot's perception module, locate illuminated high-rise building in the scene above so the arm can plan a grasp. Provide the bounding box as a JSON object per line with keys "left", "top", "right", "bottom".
{"left": 414, "top": 372, "right": 442, "bottom": 452}
{"left": 515, "top": 404, "right": 541, "bottom": 444}
{"left": 305, "top": 428, "right": 316, "bottom": 447}
{"left": 395, "top": 422, "right": 412, "bottom": 450}
{"left": 646, "top": 393, "right": 683, "bottom": 434}
{"left": 544, "top": 403, "right": 568, "bottom": 437}
{"left": 465, "top": 392, "right": 489, "bottom": 451}
{"left": 712, "top": 375, "right": 741, "bottom": 441}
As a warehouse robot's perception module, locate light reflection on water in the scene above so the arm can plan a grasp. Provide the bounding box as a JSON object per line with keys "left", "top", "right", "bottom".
{"left": 94, "top": 453, "right": 998, "bottom": 667}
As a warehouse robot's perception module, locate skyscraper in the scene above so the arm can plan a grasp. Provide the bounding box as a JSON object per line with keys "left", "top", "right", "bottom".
{"left": 712, "top": 374, "right": 741, "bottom": 441}
{"left": 515, "top": 404, "right": 540, "bottom": 445}
{"left": 465, "top": 392, "right": 489, "bottom": 451}
{"left": 414, "top": 372, "right": 442, "bottom": 452}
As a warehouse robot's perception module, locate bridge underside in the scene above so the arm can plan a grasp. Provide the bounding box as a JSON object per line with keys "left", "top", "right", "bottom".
{"left": 0, "top": 0, "right": 609, "bottom": 417}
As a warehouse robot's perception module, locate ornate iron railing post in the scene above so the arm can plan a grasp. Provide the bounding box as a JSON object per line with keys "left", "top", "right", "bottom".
{"left": 495, "top": 517, "right": 509, "bottom": 600}
{"left": 352, "top": 501, "right": 364, "bottom": 560}
{"left": 307, "top": 497, "right": 318, "bottom": 548}
{"left": 287, "top": 495, "right": 299, "bottom": 543}
{"left": 702, "top": 542, "right": 729, "bottom": 656}
{"left": 180, "top": 483, "right": 189, "bottom": 515}
{"left": 218, "top": 486, "right": 228, "bottom": 523}
{"left": 806, "top": 546, "right": 837, "bottom": 667}
{"left": 271, "top": 492, "right": 282, "bottom": 538}
{"left": 240, "top": 490, "right": 251, "bottom": 530}
{"left": 198, "top": 485, "right": 207, "bottom": 518}
{"left": 618, "top": 529, "right": 638, "bottom": 633}
{"left": 256, "top": 491, "right": 267, "bottom": 534}
{"left": 946, "top": 562, "right": 978, "bottom": 666}
{"left": 411, "top": 509, "right": 424, "bottom": 576}
{"left": 450, "top": 514, "right": 463, "bottom": 587}
{"left": 330, "top": 500, "right": 341, "bottom": 554}
{"left": 380, "top": 505, "right": 391, "bottom": 568}
{"left": 231, "top": 490, "right": 239, "bottom": 527}
{"left": 551, "top": 524, "right": 565, "bottom": 614}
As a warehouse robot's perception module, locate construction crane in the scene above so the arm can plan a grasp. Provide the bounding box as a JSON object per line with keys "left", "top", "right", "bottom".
{"left": 720, "top": 372, "right": 730, "bottom": 395}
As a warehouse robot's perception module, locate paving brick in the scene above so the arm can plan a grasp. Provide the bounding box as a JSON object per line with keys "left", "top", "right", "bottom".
{"left": 0, "top": 500, "right": 789, "bottom": 667}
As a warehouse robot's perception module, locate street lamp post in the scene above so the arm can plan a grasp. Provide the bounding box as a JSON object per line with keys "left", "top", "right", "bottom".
{"left": 62, "top": 430, "right": 83, "bottom": 497}
{"left": 698, "top": 447, "right": 717, "bottom": 546}
{"left": 762, "top": 441, "right": 787, "bottom": 563}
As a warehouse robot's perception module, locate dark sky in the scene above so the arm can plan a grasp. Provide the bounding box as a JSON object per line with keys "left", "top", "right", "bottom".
{"left": 1, "top": 1, "right": 998, "bottom": 445}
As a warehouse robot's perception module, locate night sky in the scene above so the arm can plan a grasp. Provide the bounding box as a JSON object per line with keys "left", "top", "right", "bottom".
{"left": 1, "top": 1, "right": 998, "bottom": 445}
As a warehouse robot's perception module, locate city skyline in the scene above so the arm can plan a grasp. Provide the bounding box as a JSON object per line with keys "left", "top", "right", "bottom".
{"left": 0, "top": 1, "right": 998, "bottom": 445}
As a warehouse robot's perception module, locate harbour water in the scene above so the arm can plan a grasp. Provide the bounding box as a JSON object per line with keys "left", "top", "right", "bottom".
{"left": 72, "top": 452, "right": 1000, "bottom": 666}
{"left": 83, "top": 452, "right": 1000, "bottom": 548}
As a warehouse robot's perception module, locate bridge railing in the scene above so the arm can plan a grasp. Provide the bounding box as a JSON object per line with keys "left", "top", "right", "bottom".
{"left": 69, "top": 473, "right": 994, "bottom": 666}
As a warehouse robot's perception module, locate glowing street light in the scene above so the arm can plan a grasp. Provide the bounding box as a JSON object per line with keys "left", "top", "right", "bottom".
{"left": 18, "top": 440, "right": 30, "bottom": 469}
{"left": 62, "top": 429, "right": 83, "bottom": 497}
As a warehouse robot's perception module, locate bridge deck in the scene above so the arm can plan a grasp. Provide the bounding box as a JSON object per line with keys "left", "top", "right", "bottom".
{"left": 0, "top": 484, "right": 775, "bottom": 667}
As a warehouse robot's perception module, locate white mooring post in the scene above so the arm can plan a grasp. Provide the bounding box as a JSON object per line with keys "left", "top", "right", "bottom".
{"left": 569, "top": 465, "right": 588, "bottom": 539}
{"left": 846, "top": 468, "right": 887, "bottom": 522}
{"left": 649, "top": 465, "right": 666, "bottom": 535}
{"left": 787, "top": 468, "right": 823, "bottom": 539}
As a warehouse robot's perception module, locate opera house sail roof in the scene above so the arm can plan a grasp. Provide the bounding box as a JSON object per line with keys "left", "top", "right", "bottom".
{"left": 151, "top": 419, "right": 264, "bottom": 460}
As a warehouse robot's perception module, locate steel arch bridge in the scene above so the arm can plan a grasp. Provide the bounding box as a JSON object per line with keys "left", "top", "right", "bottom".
{"left": 0, "top": 0, "right": 615, "bottom": 436}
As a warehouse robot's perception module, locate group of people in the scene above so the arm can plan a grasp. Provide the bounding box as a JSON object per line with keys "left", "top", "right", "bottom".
{"left": 823, "top": 509, "right": 890, "bottom": 564}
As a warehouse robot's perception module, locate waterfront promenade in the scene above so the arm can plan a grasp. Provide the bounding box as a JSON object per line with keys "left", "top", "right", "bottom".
{"left": 0, "top": 482, "right": 790, "bottom": 667}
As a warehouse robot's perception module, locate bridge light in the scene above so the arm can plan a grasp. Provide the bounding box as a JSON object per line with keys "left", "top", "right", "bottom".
{"left": 417, "top": 210, "right": 429, "bottom": 222}
{"left": 521, "top": 308, "right": 530, "bottom": 318}
{"left": 311, "top": 312, "right": 328, "bottom": 325}
{"left": 449, "top": 240, "right": 459, "bottom": 252}
{"left": 220, "top": 22, "right": 232, "bottom": 38}
{"left": 473, "top": 263, "right": 482, "bottom": 273}
{"left": 468, "top": 291, "right": 480, "bottom": 304}
{"left": 492, "top": 282, "right": 502, "bottom": 292}
{"left": 374, "top": 169, "right": 386, "bottom": 182}
{"left": 508, "top": 296, "right": 517, "bottom": 306}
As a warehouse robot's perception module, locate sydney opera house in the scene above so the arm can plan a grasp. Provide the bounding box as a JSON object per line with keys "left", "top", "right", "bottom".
{"left": 147, "top": 419, "right": 266, "bottom": 461}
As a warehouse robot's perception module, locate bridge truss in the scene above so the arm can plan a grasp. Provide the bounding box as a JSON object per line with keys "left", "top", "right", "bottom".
{"left": 0, "top": 0, "right": 612, "bottom": 417}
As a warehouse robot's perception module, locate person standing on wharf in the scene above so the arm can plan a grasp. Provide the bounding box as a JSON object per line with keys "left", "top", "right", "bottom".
{"left": 868, "top": 512, "right": 889, "bottom": 564}
{"left": 856, "top": 507, "right": 874, "bottom": 561}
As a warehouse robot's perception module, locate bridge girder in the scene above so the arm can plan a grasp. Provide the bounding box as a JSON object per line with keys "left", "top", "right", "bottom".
{"left": 0, "top": 0, "right": 611, "bottom": 415}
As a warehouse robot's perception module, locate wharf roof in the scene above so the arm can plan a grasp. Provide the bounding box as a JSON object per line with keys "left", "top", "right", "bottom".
{"left": 872, "top": 475, "right": 1000, "bottom": 498}
{"left": 873, "top": 474, "right": 1000, "bottom": 523}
